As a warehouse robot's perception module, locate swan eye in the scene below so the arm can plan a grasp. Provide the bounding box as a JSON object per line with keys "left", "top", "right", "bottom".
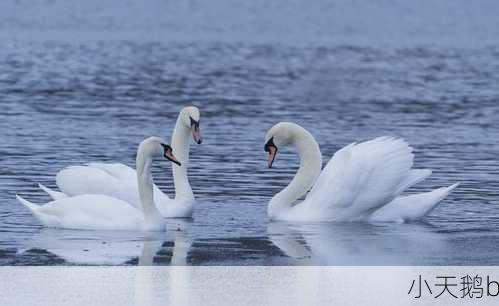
{"left": 160, "top": 143, "right": 172, "bottom": 154}
{"left": 189, "top": 116, "right": 202, "bottom": 144}
{"left": 189, "top": 116, "right": 200, "bottom": 129}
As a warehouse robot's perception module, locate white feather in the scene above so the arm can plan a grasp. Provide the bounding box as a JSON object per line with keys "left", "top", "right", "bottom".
{"left": 266, "top": 123, "right": 458, "bottom": 222}
{"left": 46, "top": 106, "right": 201, "bottom": 218}
{"left": 17, "top": 137, "right": 169, "bottom": 231}
{"left": 38, "top": 183, "right": 67, "bottom": 200}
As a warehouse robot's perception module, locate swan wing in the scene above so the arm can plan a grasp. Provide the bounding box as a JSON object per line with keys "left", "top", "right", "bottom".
{"left": 86, "top": 162, "right": 137, "bottom": 181}
{"left": 56, "top": 164, "right": 141, "bottom": 207}
{"left": 395, "top": 169, "right": 432, "bottom": 194}
{"left": 89, "top": 163, "right": 171, "bottom": 208}
{"left": 55, "top": 163, "right": 170, "bottom": 209}
{"left": 16, "top": 194, "right": 143, "bottom": 230}
{"left": 305, "top": 137, "right": 415, "bottom": 220}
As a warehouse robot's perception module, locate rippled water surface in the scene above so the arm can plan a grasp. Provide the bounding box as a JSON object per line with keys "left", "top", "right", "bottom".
{"left": 1, "top": 1, "right": 499, "bottom": 265}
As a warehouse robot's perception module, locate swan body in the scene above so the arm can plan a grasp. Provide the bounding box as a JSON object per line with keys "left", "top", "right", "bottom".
{"left": 17, "top": 137, "right": 179, "bottom": 231}
{"left": 38, "top": 106, "right": 201, "bottom": 218}
{"left": 264, "top": 122, "right": 458, "bottom": 222}
{"left": 17, "top": 194, "right": 148, "bottom": 231}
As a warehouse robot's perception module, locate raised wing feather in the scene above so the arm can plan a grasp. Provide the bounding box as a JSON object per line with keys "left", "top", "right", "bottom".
{"left": 394, "top": 169, "right": 432, "bottom": 194}
{"left": 305, "top": 137, "right": 415, "bottom": 220}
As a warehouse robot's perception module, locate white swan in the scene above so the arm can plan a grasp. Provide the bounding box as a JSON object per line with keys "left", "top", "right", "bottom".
{"left": 16, "top": 137, "right": 181, "bottom": 231}
{"left": 39, "top": 106, "right": 202, "bottom": 218}
{"left": 264, "top": 122, "right": 458, "bottom": 222}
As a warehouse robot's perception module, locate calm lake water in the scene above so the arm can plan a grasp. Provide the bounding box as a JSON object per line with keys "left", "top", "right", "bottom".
{"left": 1, "top": 1, "right": 499, "bottom": 265}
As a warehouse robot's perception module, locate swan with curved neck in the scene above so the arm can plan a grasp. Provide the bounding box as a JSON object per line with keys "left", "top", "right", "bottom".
{"left": 265, "top": 123, "right": 322, "bottom": 218}
{"left": 38, "top": 106, "right": 202, "bottom": 218}
{"left": 264, "top": 122, "right": 458, "bottom": 222}
{"left": 17, "top": 137, "right": 181, "bottom": 231}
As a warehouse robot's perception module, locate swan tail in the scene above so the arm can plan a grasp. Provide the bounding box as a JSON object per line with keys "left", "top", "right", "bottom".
{"left": 369, "top": 183, "right": 459, "bottom": 222}
{"left": 395, "top": 169, "right": 432, "bottom": 194}
{"left": 16, "top": 195, "right": 40, "bottom": 212}
{"left": 16, "top": 195, "right": 59, "bottom": 227}
{"left": 38, "top": 183, "right": 67, "bottom": 200}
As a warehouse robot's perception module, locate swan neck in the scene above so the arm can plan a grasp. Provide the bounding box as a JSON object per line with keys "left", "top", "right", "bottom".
{"left": 136, "top": 150, "right": 162, "bottom": 222}
{"left": 171, "top": 116, "right": 194, "bottom": 200}
{"left": 268, "top": 130, "right": 322, "bottom": 217}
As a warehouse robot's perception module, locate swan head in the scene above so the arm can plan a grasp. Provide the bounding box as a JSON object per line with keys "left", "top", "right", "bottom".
{"left": 139, "top": 137, "right": 181, "bottom": 166}
{"left": 265, "top": 122, "right": 296, "bottom": 168}
{"left": 265, "top": 122, "right": 315, "bottom": 168}
{"left": 180, "top": 106, "right": 202, "bottom": 144}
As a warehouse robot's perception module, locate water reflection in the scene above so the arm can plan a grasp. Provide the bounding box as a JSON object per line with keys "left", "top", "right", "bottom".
{"left": 134, "top": 220, "right": 193, "bottom": 306}
{"left": 267, "top": 222, "right": 448, "bottom": 265}
{"left": 17, "top": 219, "right": 193, "bottom": 265}
{"left": 11, "top": 219, "right": 499, "bottom": 266}
{"left": 20, "top": 229, "right": 152, "bottom": 265}
{"left": 1, "top": 37, "right": 499, "bottom": 265}
{"left": 167, "top": 219, "right": 194, "bottom": 266}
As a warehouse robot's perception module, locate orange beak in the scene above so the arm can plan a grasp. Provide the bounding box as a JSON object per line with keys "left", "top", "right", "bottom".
{"left": 264, "top": 137, "right": 278, "bottom": 169}
{"left": 192, "top": 125, "right": 202, "bottom": 144}
{"left": 162, "top": 144, "right": 181, "bottom": 166}
{"left": 267, "top": 145, "right": 277, "bottom": 168}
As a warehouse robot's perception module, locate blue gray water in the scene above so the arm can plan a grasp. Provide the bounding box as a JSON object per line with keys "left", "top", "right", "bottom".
{"left": 1, "top": 0, "right": 499, "bottom": 265}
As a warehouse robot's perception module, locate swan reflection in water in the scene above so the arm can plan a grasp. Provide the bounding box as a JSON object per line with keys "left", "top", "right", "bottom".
{"left": 21, "top": 218, "right": 449, "bottom": 266}
{"left": 267, "top": 221, "right": 448, "bottom": 265}
{"left": 134, "top": 219, "right": 193, "bottom": 306}
{"left": 20, "top": 219, "right": 193, "bottom": 265}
